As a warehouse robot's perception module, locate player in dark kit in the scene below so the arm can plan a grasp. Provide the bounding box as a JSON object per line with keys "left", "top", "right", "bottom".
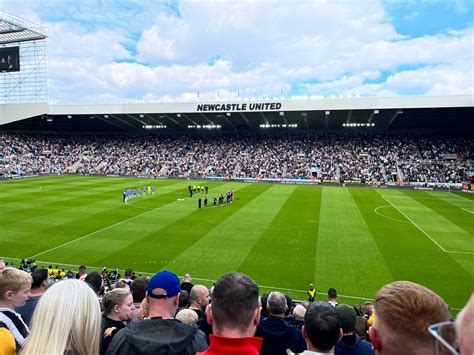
{"left": 198, "top": 198, "right": 202, "bottom": 209}
{"left": 205, "top": 186, "right": 208, "bottom": 194}
{"left": 213, "top": 197, "right": 217, "bottom": 206}
{"left": 204, "top": 198, "right": 208, "bottom": 208}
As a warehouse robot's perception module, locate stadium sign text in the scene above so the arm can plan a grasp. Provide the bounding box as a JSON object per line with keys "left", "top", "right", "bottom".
{"left": 197, "top": 102, "right": 282, "bottom": 112}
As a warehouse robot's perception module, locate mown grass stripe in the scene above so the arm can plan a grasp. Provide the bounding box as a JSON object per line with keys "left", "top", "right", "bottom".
{"left": 24, "top": 182, "right": 238, "bottom": 260}
{"left": 354, "top": 188, "right": 472, "bottom": 309}
{"left": 378, "top": 189, "right": 472, "bottom": 254}
{"left": 316, "top": 187, "right": 393, "bottom": 298}
{"left": 159, "top": 184, "right": 297, "bottom": 280}
{"left": 238, "top": 185, "right": 322, "bottom": 291}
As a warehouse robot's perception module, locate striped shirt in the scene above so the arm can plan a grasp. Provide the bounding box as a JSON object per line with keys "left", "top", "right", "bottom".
{"left": 0, "top": 308, "right": 29, "bottom": 350}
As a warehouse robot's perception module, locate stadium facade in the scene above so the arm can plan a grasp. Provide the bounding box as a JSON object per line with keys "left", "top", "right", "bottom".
{"left": 0, "top": 95, "right": 473, "bottom": 133}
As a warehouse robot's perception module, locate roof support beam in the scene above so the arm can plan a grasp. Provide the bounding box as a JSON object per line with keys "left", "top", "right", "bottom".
{"left": 325, "top": 112, "right": 330, "bottom": 129}
{"left": 345, "top": 110, "right": 352, "bottom": 123}
{"left": 387, "top": 110, "right": 402, "bottom": 129}
{"left": 240, "top": 113, "right": 253, "bottom": 129}
{"left": 163, "top": 114, "right": 186, "bottom": 129}
{"left": 96, "top": 115, "right": 128, "bottom": 132}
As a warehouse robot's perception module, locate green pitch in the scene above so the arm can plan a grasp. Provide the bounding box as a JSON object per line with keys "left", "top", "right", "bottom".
{"left": 1, "top": 175, "right": 472, "bottom": 311}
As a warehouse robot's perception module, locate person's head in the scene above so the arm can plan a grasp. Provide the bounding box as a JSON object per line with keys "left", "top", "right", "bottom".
{"left": 303, "top": 301, "right": 342, "bottom": 352}
{"left": 336, "top": 304, "right": 357, "bottom": 334}
{"left": 78, "top": 265, "right": 86, "bottom": 275}
{"left": 455, "top": 294, "right": 473, "bottom": 355}
{"left": 260, "top": 294, "right": 269, "bottom": 317}
{"left": 31, "top": 268, "right": 50, "bottom": 291}
{"left": 284, "top": 294, "right": 293, "bottom": 317}
{"left": 364, "top": 301, "right": 374, "bottom": 316}
{"left": 0, "top": 267, "right": 32, "bottom": 308}
{"left": 21, "top": 279, "right": 101, "bottom": 355}
{"left": 146, "top": 270, "right": 181, "bottom": 319}
{"left": 267, "top": 291, "right": 287, "bottom": 316}
{"left": 124, "top": 268, "right": 133, "bottom": 278}
{"left": 84, "top": 272, "right": 102, "bottom": 296}
{"left": 130, "top": 277, "right": 148, "bottom": 303}
{"left": 179, "top": 289, "right": 190, "bottom": 309}
{"left": 293, "top": 304, "right": 306, "bottom": 321}
{"left": 138, "top": 298, "right": 150, "bottom": 320}
{"left": 189, "top": 284, "right": 210, "bottom": 311}
{"left": 207, "top": 272, "right": 260, "bottom": 337}
{"left": 328, "top": 288, "right": 337, "bottom": 300}
{"left": 176, "top": 308, "right": 199, "bottom": 325}
{"left": 102, "top": 288, "right": 135, "bottom": 322}
{"left": 369, "top": 281, "right": 450, "bottom": 355}
{"left": 183, "top": 273, "right": 192, "bottom": 283}
{"left": 309, "top": 284, "right": 314, "bottom": 290}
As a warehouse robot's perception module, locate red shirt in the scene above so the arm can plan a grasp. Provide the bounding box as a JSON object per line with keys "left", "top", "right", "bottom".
{"left": 198, "top": 334, "right": 263, "bottom": 355}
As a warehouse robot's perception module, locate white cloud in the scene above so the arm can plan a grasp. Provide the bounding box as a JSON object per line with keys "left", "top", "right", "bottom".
{"left": 1, "top": 0, "right": 472, "bottom": 103}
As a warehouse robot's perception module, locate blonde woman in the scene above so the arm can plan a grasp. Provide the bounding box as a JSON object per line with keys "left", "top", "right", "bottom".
{"left": 100, "top": 288, "right": 135, "bottom": 355}
{"left": 21, "top": 279, "right": 101, "bottom": 355}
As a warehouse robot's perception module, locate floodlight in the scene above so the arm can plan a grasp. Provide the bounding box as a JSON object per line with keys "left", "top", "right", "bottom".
{"left": 374, "top": 110, "right": 379, "bottom": 114}
{"left": 325, "top": 111, "right": 330, "bottom": 115}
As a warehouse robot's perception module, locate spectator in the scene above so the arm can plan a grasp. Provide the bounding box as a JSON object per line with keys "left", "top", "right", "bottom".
{"left": 328, "top": 288, "right": 338, "bottom": 307}
{"left": 292, "top": 304, "right": 306, "bottom": 329}
{"left": 75, "top": 265, "right": 86, "bottom": 279}
{"left": 260, "top": 294, "right": 269, "bottom": 317}
{"left": 368, "top": 281, "right": 450, "bottom": 355}
{"left": 256, "top": 291, "right": 306, "bottom": 355}
{"left": 0, "top": 268, "right": 32, "bottom": 353}
{"left": 455, "top": 294, "right": 473, "bottom": 355}
{"left": 289, "top": 301, "right": 342, "bottom": 355}
{"left": 106, "top": 270, "right": 207, "bottom": 354}
{"left": 16, "top": 269, "right": 50, "bottom": 326}
{"left": 21, "top": 279, "right": 101, "bottom": 355}
{"left": 189, "top": 284, "right": 212, "bottom": 342}
{"left": 181, "top": 273, "right": 194, "bottom": 294}
{"left": 179, "top": 290, "right": 190, "bottom": 311}
{"left": 85, "top": 271, "right": 103, "bottom": 296}
{"left": 129, "top": 277, "right": 148, "bottom": 321}
{"left": 197, "top": 272, "right": 263, "bottom": 355}
{"left": 137, "top": 298, "right": 150, "bottom": 320}
{"left": 189, "top": 285, "right": 211, "bottom": 320}
{"left": 176, "top": 309, "right": 208, "bottom": 351}
{"left": 100, "top": 288, "right": 135, "bottom": 355}
{"left": 335, "top": 304, "right": 373, "bottom": 355}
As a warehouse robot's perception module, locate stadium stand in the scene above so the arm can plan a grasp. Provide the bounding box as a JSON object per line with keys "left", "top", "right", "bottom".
{"left": 0, "top": 132, "right": 472, "bottom": 184}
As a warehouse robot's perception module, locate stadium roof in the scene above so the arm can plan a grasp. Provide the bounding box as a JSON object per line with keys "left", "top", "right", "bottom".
{"left": 0, "top": 10, "right": 47, "bottom": 45}
{"left": 0, "top": 95, "right": 473, "bottom": 133}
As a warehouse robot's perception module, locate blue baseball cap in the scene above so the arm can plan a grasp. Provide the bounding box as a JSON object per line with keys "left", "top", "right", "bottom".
{"left": 147, "top": 270, "right": 181, "bottom": 299}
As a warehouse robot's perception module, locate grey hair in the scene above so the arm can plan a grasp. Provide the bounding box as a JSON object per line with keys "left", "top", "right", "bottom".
{"left": 267, "top": 291, "right": 287, "bottom": 315}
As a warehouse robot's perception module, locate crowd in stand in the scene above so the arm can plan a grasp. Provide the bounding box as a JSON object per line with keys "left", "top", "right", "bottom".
{"left": 0, "top": 132, "right": 472, "bottom": 183}
{"left": 0, "top": 258, "right": 472, "bottom": 355}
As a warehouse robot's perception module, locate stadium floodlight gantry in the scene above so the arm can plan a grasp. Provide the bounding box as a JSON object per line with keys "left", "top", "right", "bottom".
{"left": 0, "top": 10, "right": 48, "bottom": 104}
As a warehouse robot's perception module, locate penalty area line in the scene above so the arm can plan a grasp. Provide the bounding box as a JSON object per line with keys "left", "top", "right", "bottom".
{"left": 379, "top": 195, "right": 448, "bottom": 253}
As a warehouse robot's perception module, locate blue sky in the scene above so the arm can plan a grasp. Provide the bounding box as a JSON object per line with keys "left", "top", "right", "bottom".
{"left": 1, "top": 0, "right": 472, "bottom": 104}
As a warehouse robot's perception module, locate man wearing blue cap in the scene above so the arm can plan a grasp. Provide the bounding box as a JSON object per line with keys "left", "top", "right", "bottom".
{"left": 106, "top": 270, "right": 207, "bottom": 355}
